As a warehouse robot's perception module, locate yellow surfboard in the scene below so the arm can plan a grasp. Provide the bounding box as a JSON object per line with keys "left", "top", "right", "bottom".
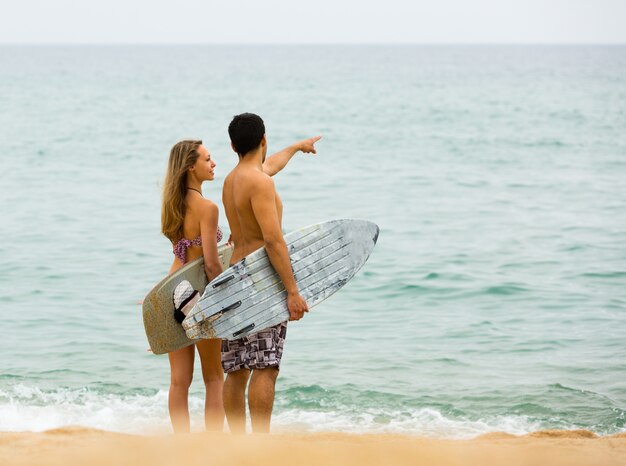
{"left": 142, "top": 244, "right": 234, "bottom": 354}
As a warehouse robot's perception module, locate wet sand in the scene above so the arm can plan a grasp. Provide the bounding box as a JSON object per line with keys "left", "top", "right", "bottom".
{"left": 1, "top": 428, "right": 625, "bottom": 466}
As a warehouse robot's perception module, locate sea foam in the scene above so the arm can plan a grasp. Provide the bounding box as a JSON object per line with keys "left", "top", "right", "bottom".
{"left": 1, "top": 384, "right": 550, "bottom": 438}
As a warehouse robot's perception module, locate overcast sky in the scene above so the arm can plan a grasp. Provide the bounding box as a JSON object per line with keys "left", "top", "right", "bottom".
{"left": 2, "top": 0, "right": 625, "bottom": 44}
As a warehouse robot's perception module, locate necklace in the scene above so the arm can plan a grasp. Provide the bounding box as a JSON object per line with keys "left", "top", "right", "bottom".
{"left": 187, "top": 187, "right": 203, "bottom": 196}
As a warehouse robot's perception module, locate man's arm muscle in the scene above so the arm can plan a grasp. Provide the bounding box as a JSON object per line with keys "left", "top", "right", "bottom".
{"left": 250, "top": 175, "right": 308, "bottom": 320}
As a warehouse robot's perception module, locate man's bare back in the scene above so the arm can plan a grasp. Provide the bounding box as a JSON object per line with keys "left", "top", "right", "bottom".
{"left": 222, "top": 165, "right": 283, "bottom": 265}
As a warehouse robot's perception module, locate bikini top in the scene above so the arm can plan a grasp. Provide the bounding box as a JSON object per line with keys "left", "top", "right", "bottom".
{"left": 173, "top": 226, "right": 223, "bottom": 264}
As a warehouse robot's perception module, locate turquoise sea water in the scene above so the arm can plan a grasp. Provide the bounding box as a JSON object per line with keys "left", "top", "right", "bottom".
{"left": 0, "top": 45, "right": 625, "bottom": 437}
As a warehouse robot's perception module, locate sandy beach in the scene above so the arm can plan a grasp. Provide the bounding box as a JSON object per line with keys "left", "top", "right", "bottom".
{"left": 1, "top": 428, "right": 625, "bottom": 466}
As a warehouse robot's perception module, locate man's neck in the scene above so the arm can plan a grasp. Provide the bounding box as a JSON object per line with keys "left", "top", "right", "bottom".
{"left": 238, "top": 148, "right": 264, "bottom": 170}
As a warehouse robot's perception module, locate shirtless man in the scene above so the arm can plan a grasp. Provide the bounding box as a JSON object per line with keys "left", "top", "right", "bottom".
{"left": 221, "top": 113, "right": 321, "bottom": 433}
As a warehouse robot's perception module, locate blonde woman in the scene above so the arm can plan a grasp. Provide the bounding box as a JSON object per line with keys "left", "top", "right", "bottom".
{"left": 162, "top": 139, "right": 224, "bottom": 433}
{"left": 161, "top": 136, "right": 320, "bottom": 433}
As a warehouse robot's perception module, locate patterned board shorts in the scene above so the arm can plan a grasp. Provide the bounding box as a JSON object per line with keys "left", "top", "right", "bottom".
{"left": 221, "top": 322, "right": 288, "bottom": 373}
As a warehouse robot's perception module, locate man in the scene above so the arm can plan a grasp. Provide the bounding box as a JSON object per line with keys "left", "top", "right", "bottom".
{"left": 221, "top": 112, "right": 321, "bottom": 433}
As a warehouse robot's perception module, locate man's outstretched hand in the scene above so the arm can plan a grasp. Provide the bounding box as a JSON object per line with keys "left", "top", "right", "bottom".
{"left": 297, "top": 136, "right": 322, "bottom": 154}
{"left": 287, "top": 291, "right": 309, "bottom": 321}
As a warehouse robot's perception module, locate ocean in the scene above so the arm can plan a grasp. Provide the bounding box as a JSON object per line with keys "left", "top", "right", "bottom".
{"left": 0, "top": 45, "right": 625, "bottom": 437}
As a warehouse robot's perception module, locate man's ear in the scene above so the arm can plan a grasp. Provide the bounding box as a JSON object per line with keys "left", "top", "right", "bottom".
{"left": 231, "top": 142, "right": 237, "bottom": 153}
{"left": 261, "top": 134, "right": 267, "bottom": 147}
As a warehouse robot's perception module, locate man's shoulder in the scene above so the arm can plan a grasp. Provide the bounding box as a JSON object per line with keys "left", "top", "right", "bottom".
{"left": 224, "top": 168, "right": 237, "bottom": 182}
{"left": 236, "top": 166, "right": 274, "bottom": 189}
{"left": 222, "top": 172, "right": 233, "bottom": 194}
{"left": 250, "top": 170, "right": 274, "bottom": 192}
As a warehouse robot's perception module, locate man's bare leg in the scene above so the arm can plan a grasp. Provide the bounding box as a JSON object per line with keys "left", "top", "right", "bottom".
{"left": 248, "top": 367, "right": 279, "bottom": 433}
{"left": 223, "top": 369, "right": 250, "bottom": 434}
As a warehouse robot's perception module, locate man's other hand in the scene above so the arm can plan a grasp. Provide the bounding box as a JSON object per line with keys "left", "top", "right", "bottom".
{"left": 287, "top": 292, "right": 309, "bottom": 321}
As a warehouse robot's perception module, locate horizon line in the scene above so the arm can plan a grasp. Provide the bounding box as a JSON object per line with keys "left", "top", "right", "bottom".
{"left": 1, "top": 41, "right": 625, "bottom": 46}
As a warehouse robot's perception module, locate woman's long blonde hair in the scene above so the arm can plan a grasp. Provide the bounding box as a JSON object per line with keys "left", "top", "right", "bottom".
{"left": 161, "top": 140, "right": 202, "bottom": 243}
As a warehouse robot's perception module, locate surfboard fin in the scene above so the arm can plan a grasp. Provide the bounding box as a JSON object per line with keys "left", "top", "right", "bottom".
{"left": 173, "top": 280, "right": 200, "bottom": 324}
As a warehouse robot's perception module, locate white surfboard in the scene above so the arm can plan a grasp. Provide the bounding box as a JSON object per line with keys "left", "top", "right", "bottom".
{"left": 182, "top": 219, "right": 379, "bottom": 340}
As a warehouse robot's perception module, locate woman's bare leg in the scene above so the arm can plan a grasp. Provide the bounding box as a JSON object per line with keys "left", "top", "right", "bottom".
{"left": 197, "top": 338, "right": 225, "bottom": 431}
{"left": 168, "top": 344, "right": 195, "bottom": 433}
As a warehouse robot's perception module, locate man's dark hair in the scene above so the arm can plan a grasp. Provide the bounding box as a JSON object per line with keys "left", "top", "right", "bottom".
{"left": 228, "top": 113, "right": 265, "bottom": 156}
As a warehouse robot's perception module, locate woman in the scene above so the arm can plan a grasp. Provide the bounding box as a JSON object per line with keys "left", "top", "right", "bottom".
{"left": 162, "top": 140, "right": 224, "bottom": 433}
{"left": 161, "top": 135, "right": 321, "bottom": 433}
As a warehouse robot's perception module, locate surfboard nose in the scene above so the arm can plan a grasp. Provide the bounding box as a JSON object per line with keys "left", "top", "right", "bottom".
{"left": 372, "top": 223, "right": 380, "bottom": 245}
{"left": 350, "top": 219, "right": 379, "bottom": 246}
